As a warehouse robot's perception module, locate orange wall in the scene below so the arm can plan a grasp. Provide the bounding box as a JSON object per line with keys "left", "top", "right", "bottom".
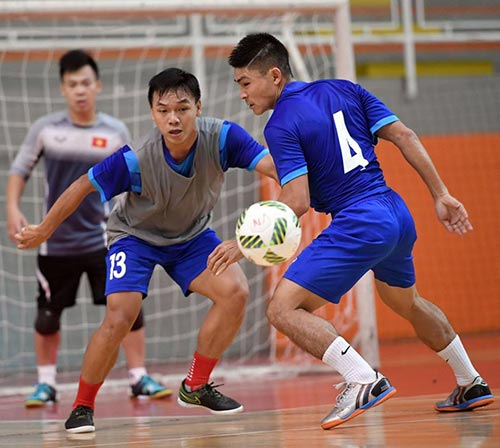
{"left": 262, "top": 133, "right": 500, "bottom": 342}
{"left": 375, "top": 133, "right": 500, "bottom": 339}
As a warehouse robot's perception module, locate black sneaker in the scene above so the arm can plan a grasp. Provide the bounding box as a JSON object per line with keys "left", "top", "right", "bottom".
{"left": 435, "top": 376, "right": 494, "bottom": 412}
{"left": 177, "top": 380, "right": 243, "bottom": 414}
{"left": 65, "top": 405, "right": 95, "bottom": 433}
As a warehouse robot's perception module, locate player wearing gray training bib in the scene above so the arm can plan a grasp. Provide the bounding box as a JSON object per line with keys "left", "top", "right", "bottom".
{"left": 102, "top": 117, "right": 227, "bottom": 247}
{"left": 15, "top": 67, "right": 278, "bottom": 433}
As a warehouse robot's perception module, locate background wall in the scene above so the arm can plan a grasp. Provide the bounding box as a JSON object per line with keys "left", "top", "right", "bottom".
{"left": 0, "top": 1, "right": 498, "bottom": 377}
{"left": 376, "top": 133, "right": 500, "bottom": 339}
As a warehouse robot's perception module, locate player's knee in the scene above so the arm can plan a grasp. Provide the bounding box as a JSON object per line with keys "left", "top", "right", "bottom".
{"left": 34, "top": 309, "right": 61, "bottom": 335}
{"left": 130, "top": 308, "right": 144, "bottom": 332}
{"left": 266, "top": 295, "right": 291, "bottom": 328}
{"left": 235, "top": 280, "right": 249, "bottom": 302}
{"left": 216, "top": 281, "right": 247, "bottom": 324}
{"left": 231, "top": 280, "right": 249, "bottom": 312}
{"left": 266, "top": 298, "right": 280, "bottom": 325}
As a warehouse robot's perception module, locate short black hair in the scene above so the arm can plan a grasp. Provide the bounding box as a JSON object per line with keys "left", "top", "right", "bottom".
{"left": 59, "top": 49, "right": 99, "bottom": 80}
{"left": 147, "top": 67, "right": 201, "bottom": 107}
{"left": 228, "top": 33, "right": 293, "bottom": 78}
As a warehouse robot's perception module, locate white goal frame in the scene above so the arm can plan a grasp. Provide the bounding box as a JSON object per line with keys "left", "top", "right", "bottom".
{"left": 0, "top": 0, "right": 355, "bottom": 94}
{"left": 0, "top": 1, "right": 379, "bottom": 395}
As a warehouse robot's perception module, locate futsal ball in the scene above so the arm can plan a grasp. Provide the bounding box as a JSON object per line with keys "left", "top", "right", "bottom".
{"left": 235, "top": 200, "right": 302, "bottom": 266}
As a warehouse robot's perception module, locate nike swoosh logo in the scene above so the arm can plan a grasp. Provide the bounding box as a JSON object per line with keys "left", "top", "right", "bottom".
{"left": 180, "top": 390, "right": 201, "bottom": 405}
{"left": 341, "top": 346, "right": 351, "bottom": 355}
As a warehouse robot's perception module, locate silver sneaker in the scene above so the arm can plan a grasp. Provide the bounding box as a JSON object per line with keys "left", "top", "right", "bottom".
{"left": 435, "top": 376, "right": 494, "bottom": 412}
{"left": 321, "top": 372, "right": 397, "bottom": 430}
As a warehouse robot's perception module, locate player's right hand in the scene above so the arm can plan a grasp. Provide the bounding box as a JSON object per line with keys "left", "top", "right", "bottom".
{"left": 6, "top": 208, "right": 28, "bottom": 244}
{"left": 14, "top": 224, "right": 49, "bottom": 250}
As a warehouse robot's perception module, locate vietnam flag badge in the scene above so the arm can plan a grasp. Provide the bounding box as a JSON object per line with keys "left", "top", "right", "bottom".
{"left": 92, "top": 136, "right": 108, "bottom": 148}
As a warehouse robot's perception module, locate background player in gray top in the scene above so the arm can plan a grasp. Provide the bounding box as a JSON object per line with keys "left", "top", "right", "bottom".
{"left": 6, "top": 49, "right": 171, "bottom": 407}
{"left": 16, "top": 67, "right": 278, "bottom": 433}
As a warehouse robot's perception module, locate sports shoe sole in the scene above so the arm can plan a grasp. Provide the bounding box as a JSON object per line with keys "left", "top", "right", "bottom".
{"left": 66, "top": 432, "right": 96, "bottom": 441}
{"left": 435, "top": 395, "right": 494, "bottom": 412}
{"left": 131, "top": 388, "right": 173, "bottom": 400}
{"left": 321, "top": 386, "right": 397, "bottom": 430}
{"left": 177, "top": 397, "right": 244, "bottom": 415}
{"left": 25, "top": 400, "right": 53, "bottom": 408}
{"left": 65, "top": 425, "right": 95, "bottom": 434}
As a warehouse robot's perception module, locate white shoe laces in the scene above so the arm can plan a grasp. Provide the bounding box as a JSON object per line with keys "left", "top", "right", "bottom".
{"left": 334, "top": 382, "right": 356, "bottom": 404}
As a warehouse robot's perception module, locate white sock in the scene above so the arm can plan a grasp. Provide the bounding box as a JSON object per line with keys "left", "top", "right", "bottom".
{"left": 128, "top": 367, "right": 147, "bottom": 385}
{"left": 437, "top": 335, "right": 479, "bottom": 386}
{"left": 38, "top": 365, "right": 56, "bottom": 387}
{"left": 322, "top": 336, "right": 376, "bottom": 384}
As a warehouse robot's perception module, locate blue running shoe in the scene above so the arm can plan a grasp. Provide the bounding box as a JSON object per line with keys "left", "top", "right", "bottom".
{"left": 25, "top": 383, "right": 57, "bottom": 408}
{"left": 321, "top": 372, "right": 396, "bottom": 429}
{"left": 435, "top": 376, "right": 494, "bottom": 412}
{"left": 130, "top": 375, "right": 172, "bottom": 399}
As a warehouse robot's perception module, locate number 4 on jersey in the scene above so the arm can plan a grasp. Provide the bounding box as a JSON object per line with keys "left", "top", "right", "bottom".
{"left": 333, "top": 110, "right": 369, "bottom": 174}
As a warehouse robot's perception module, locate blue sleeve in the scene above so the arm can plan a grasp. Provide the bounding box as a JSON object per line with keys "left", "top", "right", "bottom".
{"left": 88, "top": 145, "right": 141, "bottom": 202}
{"left": 264, "top": 122, "right": 308, "bottom": 187}
{"left": 219, "top": 121, "right": 268, "bottom": 171}
{"left": 356, "top": 84, "right": 399, "bottom": 141}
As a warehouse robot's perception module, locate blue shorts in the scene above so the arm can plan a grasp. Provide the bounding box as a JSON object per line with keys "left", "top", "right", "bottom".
{"left": 284, "top": 190, "right": 417, "bottom": 304}
{"left": 105, "top": 229, "right": 221, "bottom": 298}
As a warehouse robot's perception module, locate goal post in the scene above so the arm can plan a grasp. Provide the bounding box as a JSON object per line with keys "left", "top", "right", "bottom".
{"left": 0, "top": 0, "right": 355, "bottom": 102}
{"left": 0, "top": 0, "right": 379, "bottom": 390}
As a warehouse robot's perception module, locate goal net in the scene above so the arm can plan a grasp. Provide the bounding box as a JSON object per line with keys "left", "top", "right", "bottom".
{"left": 0, "top": 0, "right": 379, "bottom": 390}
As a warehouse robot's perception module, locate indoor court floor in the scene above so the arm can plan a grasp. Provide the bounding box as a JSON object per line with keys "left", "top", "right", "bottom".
{"left": 0, "top": 333, "right": 499, "bottom": 447}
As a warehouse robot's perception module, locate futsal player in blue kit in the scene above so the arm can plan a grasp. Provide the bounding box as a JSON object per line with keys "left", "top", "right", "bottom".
{"left": 16, "top": 67, "right": 277, "bottom": 433}
{"left": 226, "top": 33, "right": 494, "bottom": 429}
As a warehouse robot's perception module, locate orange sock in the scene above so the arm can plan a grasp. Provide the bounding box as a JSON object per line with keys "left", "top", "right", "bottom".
{"left": 185, "top": 351, "right": 218, "bottom": 391}
{"left": 72, "top": 376, "right": 104, "bottom": 410}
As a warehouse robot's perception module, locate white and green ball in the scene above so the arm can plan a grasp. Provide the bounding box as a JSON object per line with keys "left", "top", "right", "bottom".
{"left": 235, "top": 200, "right": 302, "bottom": 266}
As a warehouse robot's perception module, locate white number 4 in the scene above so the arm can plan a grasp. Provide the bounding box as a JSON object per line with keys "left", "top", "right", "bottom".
{"left": 333, "top": 110, "right": 368, "bottom": 174}
{"left": 109, "top": 251, "right": 127, "bottom": 280}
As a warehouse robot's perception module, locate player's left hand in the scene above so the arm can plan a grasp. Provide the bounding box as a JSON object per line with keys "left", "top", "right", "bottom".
{"left": 14, "top": 224, "right": 49, "bottom": 249}
{"left": 434, "top": 194, "right": 473, "bottom": 236}
{"left": 207, "top": 239, "right": 244, "bottom": 276}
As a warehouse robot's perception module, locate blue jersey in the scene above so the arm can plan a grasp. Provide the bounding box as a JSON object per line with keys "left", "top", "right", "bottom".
{"left": 264, "top": 80, "right": 398, "bottom": 215}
